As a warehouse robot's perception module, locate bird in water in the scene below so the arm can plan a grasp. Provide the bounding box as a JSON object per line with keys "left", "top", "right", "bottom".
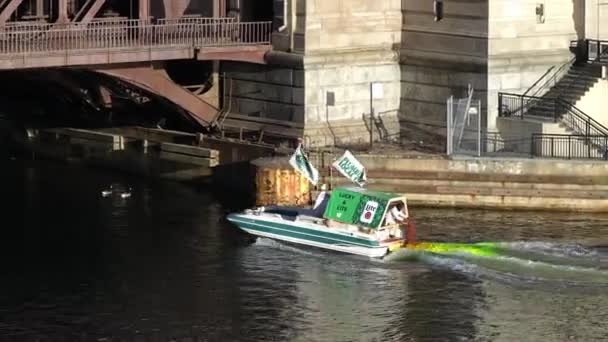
{"left": 101, "top": 185, "right": 113, "bottom": 197}
{"left": 120, "top": 188, "right": 132, "bottom": 199}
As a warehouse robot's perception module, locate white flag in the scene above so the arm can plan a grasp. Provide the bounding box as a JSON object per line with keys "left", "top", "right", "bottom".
{"left": 289, "top": 144, "right": 319, "bottom": 185}
{"left": 332, "top": 150, "right": 367, "bottom": 187}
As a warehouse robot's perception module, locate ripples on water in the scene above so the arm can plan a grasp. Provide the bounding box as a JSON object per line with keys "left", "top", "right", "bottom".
{"left": 1, "top": 159, "right": 608, "bottom": 341}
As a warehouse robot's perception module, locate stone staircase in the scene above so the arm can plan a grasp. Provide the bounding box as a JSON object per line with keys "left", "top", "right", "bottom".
{"left": 526, "top": 63, "right": 602, "bottom": 119}
{"left": 498, "top": 59, "right": 608, "bottom": 160}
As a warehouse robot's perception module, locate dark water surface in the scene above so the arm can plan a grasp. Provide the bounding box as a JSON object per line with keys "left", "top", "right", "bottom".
{"left": 2, "top": 159, "right": 608, "bottom": 341}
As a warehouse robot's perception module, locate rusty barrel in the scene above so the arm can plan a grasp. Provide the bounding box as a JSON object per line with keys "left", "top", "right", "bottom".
{"left": 252, "top": 157, "right": 310, "bottom": 206}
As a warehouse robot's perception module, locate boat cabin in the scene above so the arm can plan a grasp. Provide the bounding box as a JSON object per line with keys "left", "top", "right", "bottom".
{"left": 322, "top": 187, "right": 409, "bottom": 239}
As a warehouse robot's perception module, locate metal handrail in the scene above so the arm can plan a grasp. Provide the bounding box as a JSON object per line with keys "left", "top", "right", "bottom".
{"left": 0, "top": 20, "right": 272, "bottom": 55}
{"left": 0, "top": 18, "right": 235, "bottom": 32}
{"left": 586, "top": 39, "right": 608, "bottom": 62}
{"left": 498, "top": 92, "right": 550, "bottom": 120}
{"left": 522, "top": 57, "right": 576, "bottom": 99}
{"left": 531, "top": 133, "right": 608, "bottom": 160}
{"left": 157, "top": 17, "right": 235, "bottom": 25}
{"left": 556, "top": 99, "right": 608, "bottom": 136}
{"left": 498, "top": 93, "right": 608, "bottom": 140}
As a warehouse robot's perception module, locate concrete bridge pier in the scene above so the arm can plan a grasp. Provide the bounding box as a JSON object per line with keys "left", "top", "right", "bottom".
{"left": 140, "top": 0, "right": 150, "bottom": 20}
{"left": 56, "top": 0, "right": 68, "bottom": 23}
{"left": 163, "top": 0, "right": 190, "bottom": 19}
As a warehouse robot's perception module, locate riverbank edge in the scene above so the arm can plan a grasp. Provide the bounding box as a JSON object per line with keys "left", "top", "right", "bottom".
{"left": 17, "top": 126, "right": 608, "bottom": 212}
{"left": 311, "top": 154, "right": 608, "bottom": 212}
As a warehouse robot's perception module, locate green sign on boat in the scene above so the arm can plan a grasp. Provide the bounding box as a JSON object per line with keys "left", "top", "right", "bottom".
{"left": 323, "top": 187, "right": 401, "bottom": 229}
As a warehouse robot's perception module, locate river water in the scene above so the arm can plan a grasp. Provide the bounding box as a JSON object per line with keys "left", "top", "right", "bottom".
{"left": 2, "top": 158, "right": 608, "bottom": 341}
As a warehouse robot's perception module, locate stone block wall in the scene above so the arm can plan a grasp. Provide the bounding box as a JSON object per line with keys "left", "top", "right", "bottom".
{"left": 574, "top": 77, "right": 608, "bottom": 127}
{"left": 302, "top": 0, "right": 402, "bottom": 52}
{"left": 224, "top": 0, "right": 585, "bottom": 147}
{"left": 401, "top": 0, "right": 578, "bottom": 133}
{"left": 302, "top": 50, "right": 401, "bottom": 146}
{"left": 586, "top": 0, "right": 608, "bottom": 40}
{"left": 223, "top": 61, "right": 305, "bottom": 123}
{"left": 300, "top": 0, "right": 402, "bottom": 146}
{"left": 487, "top": 0, "right": 578, "bottom": 131}
{"left": 400, "top": 0, "right": 488, "bottom": 127}
{"left": 226, "top": 0, "right": 403, "bottom": 147}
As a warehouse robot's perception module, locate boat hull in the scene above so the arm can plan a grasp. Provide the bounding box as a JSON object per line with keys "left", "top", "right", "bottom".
{"left": 228, "top": 213, "right": 392, "bottom": 258}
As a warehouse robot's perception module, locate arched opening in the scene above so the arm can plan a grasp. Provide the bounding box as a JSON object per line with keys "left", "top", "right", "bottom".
{"left": 232, "top": 0, "right": 274, "bottom": 21}
{"left": 165, "top": 60, "right": 215, "bottom": 95}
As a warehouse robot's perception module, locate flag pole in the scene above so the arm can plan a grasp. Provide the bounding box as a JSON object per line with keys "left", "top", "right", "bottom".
{"left": 369, "top": 83, "right": 374, "bottom": 150}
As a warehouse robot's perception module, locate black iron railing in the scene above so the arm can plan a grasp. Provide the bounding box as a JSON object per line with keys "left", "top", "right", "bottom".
{"left": 531, "top": 134, "right": 608, "bottom": 160}
{"left": 587, "top": 39, "right": 608, "bottom": 63}
{"left": 496, "top": 94, "right": 608, "bottom": 160}
{"left": 557, "top": 99, "right": 608, "bottom": 136}
{"left": 458, "top": 132, "right": 608, "bottom": 160}
{"left": 498, "top": 92, "right": 557, "bottom": 121}
{"left": 498, "top": 93, "right": 608, "bottom": 137}
{"left": 457, "top": 132, "right": 533, "bottom": 157}
{"left": 522, "top": 56, "right": 577, "bottom": 99}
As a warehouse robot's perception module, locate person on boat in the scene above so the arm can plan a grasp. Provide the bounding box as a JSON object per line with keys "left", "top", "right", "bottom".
{"left": 312, "top": 184, "right": 330, "bottom": 217}
{"left": 384, "top": 203, "right": 407, "bottom": 225}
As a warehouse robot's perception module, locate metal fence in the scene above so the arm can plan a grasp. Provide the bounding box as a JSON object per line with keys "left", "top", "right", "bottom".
{"left": 0, "top": 19, "right": 271, "bottom": 55}
{"left": 532, "top": 134, "right": 608, "bottom": 160}
{"left": 446, "top": 86, "right": 481, "bottom": 156}
{"left": 587, "top": 39, "right": 608, "bottom": 63}
{"left": 459, "top": 132, "right": 608, "bottom": 160}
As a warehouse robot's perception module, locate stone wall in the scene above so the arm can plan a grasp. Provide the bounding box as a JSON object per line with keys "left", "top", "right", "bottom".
{"left": 586, "top": 0, "right": 608, "bottom": 40}
{"left": 574, "top": 76, "right": 608, "bottom": 127}
{"left": 223, "top": 61, "right": 305, "bottom": 123}
{"left": 400, "top": 0, "right": 488, "bottom": 127}
{"left": 302, "top": 50, "right": 401, "bottom": 146}
{"left": 487, "top": 0, "right": 577, "bottom": 131}
{"left": 301, "top": 0, "right": 401, "bottom": 53}
{"left": 300, "top": 0, "right": 402, "bottom": 146}
{"left": 401, "top": 0, "right": 578, "bottom": 133}
{"left": 227, "top": 0, "right": 403, "bottom": 147}
{"left": 226, "top": 0, "right": 584, "bottom": 147}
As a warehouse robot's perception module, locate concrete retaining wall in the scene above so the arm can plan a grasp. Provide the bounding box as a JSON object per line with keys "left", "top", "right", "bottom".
{"left": 29, "top": 127, "right": 221, "bottom": 182}
{"left": 311, "top": 151, "right": 608, "bottom": 212}
{"left": 574, "top": 77, "right": 608, "bottom": 127}
{"left": 356, "top": 155, "right": 608, "bottom": 178}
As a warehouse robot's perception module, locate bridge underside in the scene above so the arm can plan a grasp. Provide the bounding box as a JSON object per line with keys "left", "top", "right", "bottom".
{"left": 0, "top": 45, "right": 270, "bottom": 70}
{"left": 0, "top": 1, "right": 277, "bottom": 138}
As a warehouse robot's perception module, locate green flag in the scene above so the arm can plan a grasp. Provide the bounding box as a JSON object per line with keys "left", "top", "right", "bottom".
{"left": 289, "top": 144, "right": 319, "bottom": 185}
{"left": 332, "top": 150, "right": 367, "bottom": 187}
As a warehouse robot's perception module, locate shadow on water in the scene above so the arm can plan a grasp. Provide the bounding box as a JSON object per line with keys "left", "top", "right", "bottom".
{"left": 400, "top": 269, "right": 484, "bottom": 341}
{"left": 3, "top": 158, "right": 608, "bottom": 340}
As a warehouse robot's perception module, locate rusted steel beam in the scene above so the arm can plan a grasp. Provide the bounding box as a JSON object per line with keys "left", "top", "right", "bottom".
{"left": 139, "top": 0, "right": 150, "bottom": 21}
{"left": 97, "top": 66, "right": 219, "bottom": 128}
{"left": 78, "top": 0, "right": 105, "bottom": 24}
{"left": 56, "top": 0, "right": 69, "bottom": 23}
{"left": 213, "top": 0, "right": 227, "bottom": 18}
{"left": 219, "top": 0, "right": 226, "bottom": 17}
{"left": 163, "top": 0, "right": 190, "bottom": 19}
{"left": 196, "top": 46, "right": 271, "bottom": 65}
{"left": 35, "top": 0, "right": 43, "bottom": 18}
{"left": 0, "top": 0, "right": 25, "bottom": 24}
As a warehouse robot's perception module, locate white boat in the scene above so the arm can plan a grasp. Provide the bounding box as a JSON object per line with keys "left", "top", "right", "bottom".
{"left": 227, "top": 187, "right": 414, "bottom": 258}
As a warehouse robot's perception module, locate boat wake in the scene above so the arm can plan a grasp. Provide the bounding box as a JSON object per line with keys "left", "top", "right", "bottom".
{"left": 386, "top": 241, "right": 608, "bottom": 285}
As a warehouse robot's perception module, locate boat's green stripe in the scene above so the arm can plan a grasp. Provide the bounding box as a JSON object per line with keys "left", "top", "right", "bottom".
{"left": 237, "top": 222, "right": 374, "bottom": 248}
{"left": 232, "top": 218, "right": 379, "bottom": 247}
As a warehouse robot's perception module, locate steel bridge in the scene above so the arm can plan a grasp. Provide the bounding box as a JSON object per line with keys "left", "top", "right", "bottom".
{"left": 0, "top": 17, "right": 272, "bottom": 69}
{"left": 0, "top": 0, "right": 278, "bottom": 134}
